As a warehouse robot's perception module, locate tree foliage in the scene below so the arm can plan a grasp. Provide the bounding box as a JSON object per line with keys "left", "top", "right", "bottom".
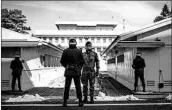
{"left": 154, "top": 4, "right": 171, "bottom": 22}
{"left": 1, "top": 8, "right": 31, "bottom": 34}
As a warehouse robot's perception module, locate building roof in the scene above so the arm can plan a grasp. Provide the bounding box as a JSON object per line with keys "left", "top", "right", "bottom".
{"left": 1, "top": 28, "right": 63, "bottom": 51}
{"left": 115, "top": 41, "right": 165, "bottom": 48}
{"left": 2, "top": 41, "right": 39, "bottom": 47}
{"left": 55, "top": 21, "right": 117, "bottom": 26}
{"left": 2, "top": 28, "right": 39, "bottom": 41}
{"left": 139, "top": 28, "right": 171, "bottom": 41}
{"left": 102, "top": 17, "right": 172, "bottom": 55}
{"left": 34, "top": 30, "right": 120, "bottom": 36}
{"left": 120, "top": 17, "right": 172, "bottom": 41}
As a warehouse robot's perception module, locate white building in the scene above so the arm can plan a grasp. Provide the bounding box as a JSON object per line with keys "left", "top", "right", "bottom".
{"left": 102, "top": 18, "right": 171, "bottom": 92}
{"left": 1, "top": 28, "right": 63, "bottom": 91}
{"left": 33, "top": 21, "right": 122, "bottom": 71}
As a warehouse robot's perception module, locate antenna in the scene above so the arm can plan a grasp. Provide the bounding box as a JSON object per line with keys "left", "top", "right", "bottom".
{"left": 123, "top": 19, "right": 125, "bottom": 31}
{"left": 112, "top": 15, "right": 126, "bottom": 31}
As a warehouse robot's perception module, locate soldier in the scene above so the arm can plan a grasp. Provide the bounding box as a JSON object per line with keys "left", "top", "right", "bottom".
{"left": 10, "top": 53, "right": 23, "bottom": 92}
{"left": 81, "top": 41, "right": 100, "bottom": 104}
{"left": 132, "top": 52, "right": 146, "bottom": 92}
{"left": 60, "top": 38, "right": 85, "bottom": 107}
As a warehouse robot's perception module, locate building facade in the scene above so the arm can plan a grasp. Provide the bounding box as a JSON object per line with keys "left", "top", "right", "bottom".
{"left": 33, "top": 21, "right": 119, "bottom": 53}
{"left": 33, "top": 21, "right": 121, "bottom": 71}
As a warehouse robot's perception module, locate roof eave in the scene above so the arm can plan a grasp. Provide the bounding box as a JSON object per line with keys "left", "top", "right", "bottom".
{"left": 116, "top": 41, "right": 165, "bottom": 48}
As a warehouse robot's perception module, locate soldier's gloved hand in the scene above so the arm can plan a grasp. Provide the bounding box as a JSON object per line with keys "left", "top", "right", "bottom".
{"left": 95, "top": 69, "right": 99, "bottom": 77}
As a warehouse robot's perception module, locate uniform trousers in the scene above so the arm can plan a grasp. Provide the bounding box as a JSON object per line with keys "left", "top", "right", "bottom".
{"left": 81, "top": 72, "right": 95, "bottom": 97}
{"left": 63, "top": 76, "right": 82, "bottom": 100}
{"left": 134, "top": 69, "right": 145, "bottom": 89}
{"left": 11, "top": 75, "right": 21, "bottom": 91}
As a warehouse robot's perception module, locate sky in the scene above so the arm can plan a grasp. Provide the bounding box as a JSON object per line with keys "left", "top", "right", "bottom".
{"left": 1, "top": 1, "right": 171, "bottom": 33}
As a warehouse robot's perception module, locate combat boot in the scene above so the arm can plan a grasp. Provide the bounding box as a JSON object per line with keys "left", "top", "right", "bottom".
{"left": 90, "top": 96, "right": 94, "bottom": 104}
{"left": 62, "top": 99, "right": 67, "bottom": 107}
{"left": 83, "top": 96, "right": 88, "bottom": 103}
{"left": 78, "top": 98, "right": 84, "bottom": 107}
{"left": 143, "top": 88, "right": 145, "bottom": 92}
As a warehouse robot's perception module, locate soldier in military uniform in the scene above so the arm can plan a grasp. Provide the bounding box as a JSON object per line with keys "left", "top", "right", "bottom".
{"left": 60, "top": 38, "right": 85, "bottom": 107}
{"left": 10, "top": 53, "right": 23, "bottom": 92}
{"left": 81, "top": 41, "right": 100, "bottom": 104}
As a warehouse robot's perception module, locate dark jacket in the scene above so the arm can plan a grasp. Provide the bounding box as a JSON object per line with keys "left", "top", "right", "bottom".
{"left": 10, "top": 58, "right": 23, "bottom": 76}
{"left": 132, "top": 56, "right": 146, "bottom": 70}
{"left": 60, "top": 46, "right": 85, "bottom": 77}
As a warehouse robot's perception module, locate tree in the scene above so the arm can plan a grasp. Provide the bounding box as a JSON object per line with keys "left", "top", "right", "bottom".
{"left": 1, "top": 8, "right": 31, "bottom": 34}
{"left": 154, "top": 16, "right": 164, "bottom": 22}
{"left": 160, "top": 4, "right": 170, "bottom": 17}
{"left": 154, "top": 4, "right": 171, "bottom": 22}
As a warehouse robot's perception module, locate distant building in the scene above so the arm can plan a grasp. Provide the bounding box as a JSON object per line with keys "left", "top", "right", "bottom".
{"left": 33, "top": 21, "right": 121, "bottom": 71}
{"left": 102, "top": 18, "right": 171, "bottom": 92}
{"left": 1, "top": 28, "right": 63, "bottom": 91}
{"left": 33, "top": 21, "right": 120, "bottom": 52}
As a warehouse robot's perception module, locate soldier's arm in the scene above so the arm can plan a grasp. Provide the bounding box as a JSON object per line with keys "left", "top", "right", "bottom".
{"left": 81, "top": 51, "right": 85, "bottom": 66}
{"left": 60, "top": 50, "right": 67, "bottom": 68}
{"left": 10, "top": 61, "right": 14, "bottom": 70}
{"left": 95, "top": 53, "right": 100, "bottom": 70}
{"left": 132, "top": 59, "right": 135, "bottom": 69}
{"left": 20, "top": 61, "right": 23, "bottom": 70}
{"left": 143, "top": 59, "right": 146, "bottom": 68}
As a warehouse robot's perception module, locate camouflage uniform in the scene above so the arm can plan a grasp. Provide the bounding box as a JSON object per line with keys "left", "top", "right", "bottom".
{"left": 81, "top": 50, "right": 100, "bottom": 98}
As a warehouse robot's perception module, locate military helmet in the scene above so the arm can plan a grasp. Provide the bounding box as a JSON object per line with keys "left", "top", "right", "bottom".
{"left": 15, "top": 53, "right": 20, "bottom": 58}
{"left": 69, "top": 38, "right": 77, "bottom": 45}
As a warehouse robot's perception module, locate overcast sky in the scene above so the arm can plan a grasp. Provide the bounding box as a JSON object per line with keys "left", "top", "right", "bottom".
{"left": 2, "top": 1, "right": 171, "bottom": 32}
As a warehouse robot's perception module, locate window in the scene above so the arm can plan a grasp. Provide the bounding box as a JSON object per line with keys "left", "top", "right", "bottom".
{"left": 103, "top": 47, "right": 106, "bottom": 51}
{"left": 117, "top": 54, "right": 124, "bottom": 63}
{"left": 61, "top": 38, "right": 65, "bottom": 43}
{"left": 107, "top": 57, "right": 116, "bottom": 64}
{"left": 49, "top": 37, "right": 53, "bottom": 43}
{"left": 103, "top": 38, "right": 106, "bottom": 43}
{"left": 97, "top": 38, "right": 100, "bottom": 43}
{"left": 79, "top": 38, "right": 82, "bottom": 43}
{"left": 91, "top": 38, "right": 94, "bottom": 43}
{"left": 43, "top": 37, "right": 46, "bottom": 40}
{"left": 40, "top": 55, "right": 45, "bottom": 66}
{"left": 55, "top": 38, "right": 58, "bottom": 43}
{"left": 109, "top": 38, "right": 112, "bottom": 43}
{"left": 97, "top": 47, "right": 101, "bottom": 52}
{"left": 67, "top": 38, "right": 70, "bottom": 43}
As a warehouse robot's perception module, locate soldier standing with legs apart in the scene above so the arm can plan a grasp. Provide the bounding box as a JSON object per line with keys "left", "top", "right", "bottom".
{"left": 132, "top": 52, "right": 146, "bottom": 92}
{"left": 60, "top": 38, "right": 85, "bottom": 107}
{"left": 10, "top": 53, "right": 23, "bottom": 92}
{"left": 81, "top": 41, "right": 100, "bottom": 104}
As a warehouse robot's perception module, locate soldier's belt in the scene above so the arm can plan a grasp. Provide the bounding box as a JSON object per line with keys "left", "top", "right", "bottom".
{"left": 67, "top": 64, "right": 77, "bottom": 70}
{"left": 84, "top": 67, "right": 94, "bottom": 71}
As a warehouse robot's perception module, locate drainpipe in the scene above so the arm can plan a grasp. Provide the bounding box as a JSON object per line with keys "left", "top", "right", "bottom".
{"left": 158, "top": 47, "right": 164, "bottom": 92}
{"left": 158, "top": 70, "right": 164, "bottom": 92}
